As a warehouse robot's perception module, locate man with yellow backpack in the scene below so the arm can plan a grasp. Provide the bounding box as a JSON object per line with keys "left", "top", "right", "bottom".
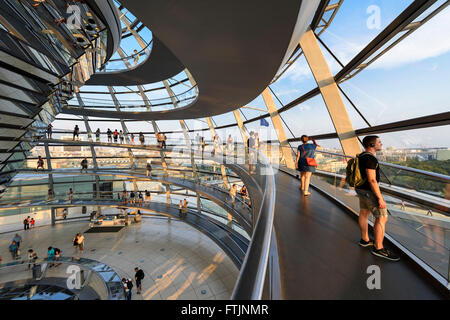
{"left": 346, "top": 136, "right": 399, "bottom": 262}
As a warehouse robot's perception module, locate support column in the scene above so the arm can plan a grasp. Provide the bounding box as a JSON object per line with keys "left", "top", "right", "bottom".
{"left": 117, "top": 39, "right": 172, "bottom": 205}
{"left": 261, "top": 88, "right": 295, "bottom": 169}
{"left": 205, "top": 117, "right": 232, "bottom": 222}
{"left": 299, "top": 28, "right": 361, "bottom": 157}
{"left": 75, "top": 92, "right": 100, "bottom": 200}
{"left": 44, "top": 143, "right": 55, "bottom": 226}
{"left": 108, "top": 86, "right": 140, "bottom": 194}
{"left": 163, "top": 80, "right": 200, "bottom": 212}
{"left": 233, "top": 110, "right": 249, "bottom": 165}
{"left": 205, "top": 117, "right": 230, "bottom": 190}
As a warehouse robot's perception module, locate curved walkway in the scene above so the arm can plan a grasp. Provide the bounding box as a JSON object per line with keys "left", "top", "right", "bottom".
{"left": 273, "top": 171, "right": 447, "bottom": 299}
{"left": 64, "top": 0, "right": 319, "bottom": 120}
{"left": 0, "top": 218, "right": 238, "bottom": 300}
{"left": 0, "top": 199, "right": 249, "bottom": 268}
{"left": 13, "top": 168, "right": 253, "bottom": 234}
{"left": 86, "top": 36, "right": 184, "bottom": 86}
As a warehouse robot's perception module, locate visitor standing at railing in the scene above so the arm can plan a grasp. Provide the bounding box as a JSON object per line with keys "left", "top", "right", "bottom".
{"left": 295, "top": 135, "right": 321, "bottom": 196}
{"left": 130, "top": 191, "right": 136, "bottom": 205}
{"left": 68, "top": 188, "right": 73, "bottom": 203}
{"left": 119, "top": 130, "right": 124, "bottom": 144}
{"left": 138, "top": 192, "right": 143, "bottom": 206}
{"left": 122, "top": 190, "right": 128, "bottom": 204}
{"left": 133, "top": 49, "right": 140, "bottom": 66}
{"left": 248, "top": 132, "right": 257, "bottom": 174}
{"left": 47, "top": 189, "right": 53, "bottom": 201}
{"left": 146, "top": 162, "right": 152, "bottom": 176}
{"left": 95, "top": 128, "right": 100, "bottom": 142}
{"left": 36, "top": 156, "right": 45, "bottom": 171}
{"left": 355, "top": 136, "right": 399, "bottom": 261}
{"left": 179, "top": 200, "right": 183, "bottom": 216}
{"left": 230, "top": 184, "right": 237, "bottom": 208}
{"left": 162, "top": 133, "right": 167, "bottom": 149}
{"left": 113, "top": 129, "right": 119, "bottom": 143}
{"left": 80, "top": 158, "right": 88, "bottom": 173}
{"left": 201, "top": 137, "right": 206, "bottom": 157}
{"left": 240, "top": 185, "right": 248, "bottom": 205}
{"left": 145, "top": 190, "right": 151, "bottom": 206}
{"left": 227, "top": 134, "right": 233, "bottom": 153}
{"left": 47, "top": 123, "right": 53, "bottom": 139}
{"left": 107, "top": 128, "right": 112, "bottom": 143}
{"left": 183, "top": 199, "right": 188, "bottom": 216}
{"left": 139, "top": 132, "right": 145, "bottom": 146}
{"left": 131, "top": 133, "right": 135, "bottom": 144}
{"left": 73, "top": 125, "right": 79, "bottom": 141}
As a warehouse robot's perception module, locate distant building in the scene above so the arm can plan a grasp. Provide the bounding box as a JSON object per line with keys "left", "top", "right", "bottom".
{"left": 437, "top": 150, "right": 450, "bottom": 161}
{"left": 61, "top": 135, "right": 82, "bottom": 152}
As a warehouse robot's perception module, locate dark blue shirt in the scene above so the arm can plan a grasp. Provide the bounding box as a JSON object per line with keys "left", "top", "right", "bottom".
{"left": 297, "top": 143, "right": 316, "bottom": 158}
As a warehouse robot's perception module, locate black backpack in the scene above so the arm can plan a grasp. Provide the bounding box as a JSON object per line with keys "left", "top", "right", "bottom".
{"left": 127, "top": 280, "right": 133, "bottom": 289}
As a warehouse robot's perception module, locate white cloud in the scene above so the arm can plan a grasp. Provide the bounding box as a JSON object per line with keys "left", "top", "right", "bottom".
{"left": 299, "top": 105, "right": 311, "bottom": 112}
{"left": 369, "top": 7, "right": 450, "bottom": 69}
{"left": 283, "top": 59, "right": 311, "bottom": 81}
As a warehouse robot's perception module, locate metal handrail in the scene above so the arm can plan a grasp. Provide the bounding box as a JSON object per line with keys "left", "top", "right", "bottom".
{"left": 231, "top": 148, "right": 276, "bottom": 300}
{"left": 106, "top": 40, "right": 153, "bottom": 62}
{"left": 0, "top": 257, "right": 123, "bottom": 300}
{"left": 313, "top": 149, "right": 450, "bottom": 183}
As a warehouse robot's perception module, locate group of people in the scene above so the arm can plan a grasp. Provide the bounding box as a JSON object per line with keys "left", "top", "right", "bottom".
{"left": 122, "top": 267, "right": 145, "bottom": 300}
{"left": 229, "top": 184, "right": 250, "bottom": 208}
{"left": 6, "top": 232, "right": 61, "bottom": 268}
{"left": 23, "top": 216, "right": 35, "bottom": 230}
{"left": 36, "top": 156, "right": 45, "bottom": 171}
{"left": 8, "top": 233, "right": 23, "bottom": 260}
{"left": 195, "top": 133, "right": 206, "bottom": 155}
{"left": 72, "top": 233, "right": 85, "bottom": 254}
{"left": 294, "top": 134, "right": 399, "bottom": 261}
{"left": 156, "top": 132, "right": 167, "bottom": 149}
{"left": 119, "top": 190, "right": 152, "bottom": 207}
{"left": 178, "top": 199, "right": 189, "bottom": 217}
{"left": 69, "top": 127, "right": 173, "bottom": 150}
{"left": 247, "top": 131, "right": 260, "bottom": 173}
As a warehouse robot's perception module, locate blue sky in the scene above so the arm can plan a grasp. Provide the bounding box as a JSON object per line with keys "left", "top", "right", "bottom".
{"left": 268, "top": 0, "right": 450, "bottom": 149}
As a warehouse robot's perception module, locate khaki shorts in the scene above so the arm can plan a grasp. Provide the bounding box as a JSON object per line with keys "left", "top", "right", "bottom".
{"left": 355, "top": 189, "right": 388, "bottom": 218}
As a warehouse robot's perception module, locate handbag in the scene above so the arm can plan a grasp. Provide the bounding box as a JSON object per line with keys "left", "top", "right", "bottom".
{"left": 301, "top": 144, "right": 317, "bottom": 167}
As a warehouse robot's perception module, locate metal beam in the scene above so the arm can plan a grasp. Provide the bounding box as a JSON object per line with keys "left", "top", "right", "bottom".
{"left": 261, "top": 88, "right": 295, "bottom": 169}
{"left": 299, "top": 28, "right": 361, "bottom": 156}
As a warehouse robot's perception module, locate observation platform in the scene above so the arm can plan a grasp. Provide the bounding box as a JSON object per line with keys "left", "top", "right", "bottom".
{"left": 272, "top": 171, "right": 448, "bottom": 299}
{"left": 2, "top": 140, "right": 449, "bottom": 299}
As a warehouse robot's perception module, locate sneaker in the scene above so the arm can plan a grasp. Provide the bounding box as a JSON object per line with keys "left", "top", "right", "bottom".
{"left": 371, "top": 247, "right": 400, "bottom": 261}
{"left": 359, "top": 239, "right": 374, "bottom": 247}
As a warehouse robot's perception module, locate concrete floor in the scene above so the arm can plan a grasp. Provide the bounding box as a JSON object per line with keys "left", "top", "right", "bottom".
{"left": 0, "top": 214, "right": 239, "bottom": 300}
